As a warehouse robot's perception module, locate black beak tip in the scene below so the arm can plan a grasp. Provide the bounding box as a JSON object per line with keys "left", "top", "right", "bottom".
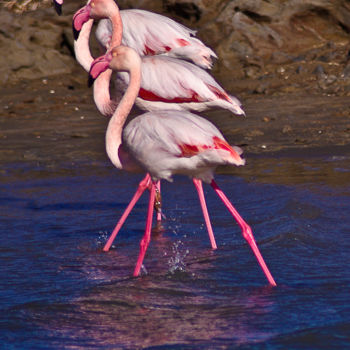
{"left": 88, "top": 75, "right": 95, "bottom": 88}
{"left": 72, "top": 24, "right": 80, "bottom": 41}
{"left": 53, "top": 0, "right": 62, "bottom": 15}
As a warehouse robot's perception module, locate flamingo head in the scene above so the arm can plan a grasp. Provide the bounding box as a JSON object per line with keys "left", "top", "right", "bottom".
{"left": 72, "top": 0, "right": 120, "bottom": 40}
{"left": 88, "top": 51, "right": 113, "bottom": 87}
{"left": 88, "top": 46, "right": 141, "bottom": 87}
{"left": 52, "top": 0, "right": 63, "bottom": 15}
{"left": 72, "top": 4, "right": 92, "bottom": 40}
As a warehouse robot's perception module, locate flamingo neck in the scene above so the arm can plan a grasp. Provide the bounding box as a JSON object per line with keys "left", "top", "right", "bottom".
{"left": 93, "top": 69, "right": 116, "bottom": 117}
{"left": 74, "top": 19, "right": 94, "bottom": 72}
{"left": 74, "top": 3, "right": 123, "bottom": 117}
{"left": 89, "top": 0, "right": 122, "bottom": 49}
{"left": 108, "top": 11, "right": 122, "bottom": 49}
{"left": 106, "top": 65, "right": 141, "bottom": 169}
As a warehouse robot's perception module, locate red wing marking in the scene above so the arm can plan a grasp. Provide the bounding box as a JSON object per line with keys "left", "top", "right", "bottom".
{"left": 139, "top": 88, "right": 201, "bottom": 103}
{"left": 179, "top": 144, "right": 202, "bottom": 157}
{"left": 143, "top": 45, "right": 156, "bottom": 55}
{"left": 178, "top": 136, "right": 241, "bottom": 162}
{"left": 143, "top": 39, "right": 189, "bottom": 55}
{"left": 212, "top": 136, "right": 242, "bottom": 161}
{"left": 176, "top": 38, "right": 190, "bottom": 47}
{"left": 207, "top": 84, "right": 231, "bottom": 103}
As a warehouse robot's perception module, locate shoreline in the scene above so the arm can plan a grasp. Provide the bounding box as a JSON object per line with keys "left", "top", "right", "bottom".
{"left": 1, "top": 75, "right": 350, "bottom": 159}
{"left": 1, "top": 75, "right": 350, "bottom": 187}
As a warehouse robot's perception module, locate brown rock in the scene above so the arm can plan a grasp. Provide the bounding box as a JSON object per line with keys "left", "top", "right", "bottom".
{"left": 1, "top": 0, "right": 350, "bottom": 97}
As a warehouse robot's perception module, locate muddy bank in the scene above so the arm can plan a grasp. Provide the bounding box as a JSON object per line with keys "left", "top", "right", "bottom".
{"left": 1, "top": 74, "right": 350, "bottom": 171}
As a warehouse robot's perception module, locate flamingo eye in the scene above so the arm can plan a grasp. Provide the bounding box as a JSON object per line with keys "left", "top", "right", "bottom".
{"left": 91, "top": 2, "right": 95, "bottom": 7}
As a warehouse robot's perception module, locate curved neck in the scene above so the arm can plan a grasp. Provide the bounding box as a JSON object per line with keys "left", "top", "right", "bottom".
{"left": 74, "top": 19, "right": 94, "bottom": 72}
{"left": 106, "top": 64, "right": 141, "bottom": 169}
{"left": 89, "top": 0, "right": 122, "bottom": 50}
{"left": 74, "top": 5, "right": 123, "bottom": 117}
{"left": 93, "top": 69, "right": 116, "bottom": 117}
{"left": 108, "top": 11, "right": 123, "bottom": 49}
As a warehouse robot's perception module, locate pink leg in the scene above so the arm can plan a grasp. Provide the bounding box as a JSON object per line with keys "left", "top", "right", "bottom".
{"left": 155, "top": 180, "right": 162, "bottom": 222}
{"left": 103, "top": 174, "right": 151, "bottom": 252}
{"left": 133, "top": 182, "right": 156, "bottom": 276}
{"left": 210, "top": 180, "right": 277, "bottom": 286}
{"left": 193, "top": 179, "right": 217, "bottom": 249}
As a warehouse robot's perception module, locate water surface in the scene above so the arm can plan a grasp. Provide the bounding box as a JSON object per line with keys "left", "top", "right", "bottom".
{"left": 1, "top": 151, "right": 350, "bottom": 349}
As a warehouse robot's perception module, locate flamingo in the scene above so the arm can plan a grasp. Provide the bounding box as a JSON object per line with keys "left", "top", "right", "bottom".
{"left": 89, "top": 52, "right": 245, "bottom": 117}
{"left": 88, "top": 45, "right": 277, "bottom": 286}
{"left": 71, "top": 0, "right": 216, "bottom": 69}
{"left": 72, "top": 0, "right": 243, "bottom": 224}
{"left": 72, "top": 1, "right": 244, "bottom": 117}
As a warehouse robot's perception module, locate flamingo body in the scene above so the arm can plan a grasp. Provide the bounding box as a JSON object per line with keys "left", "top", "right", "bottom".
{"left": 73, "top": 0, "right": 216, "bottom": 69}
{"left": 123, "top": 110, "right": 245, "bottom": 183}
{"left": 95, "top": 9, "right": 217, "bottom": 69}
{"left": 110, "top": 55, "right": 244, "bottom": 116}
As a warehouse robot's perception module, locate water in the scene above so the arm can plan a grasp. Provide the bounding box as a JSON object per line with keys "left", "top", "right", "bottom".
{"left": 1, "top": 152, "right": 350, "bottom": 349}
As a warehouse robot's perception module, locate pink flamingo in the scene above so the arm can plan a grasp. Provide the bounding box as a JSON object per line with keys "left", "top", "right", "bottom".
{"left": 72, "top": 1, "right": 243, "bottom": 224}
{"left": 88, "top": 52, "right": 245, "bottom": 117}
{"left": 71, "top": 0, "right": 216, "bottom": 69}
{"left": 89, "top": 45, "right": 277, "bottom": 286}
{"left": 72, "top": 3, "right": 165, "bottom": 222}
{"left": 72, "top": 1, "right": 244, "bottom": 117}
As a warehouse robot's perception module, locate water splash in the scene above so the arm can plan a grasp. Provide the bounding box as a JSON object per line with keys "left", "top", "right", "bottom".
{"left": 140, "top": 264, "right": 148, "bottom": 276}
{"left": 167, "top": 240, "right": 189, "bottom": 274}
{"left": 96, "top": 231, "right": 109, "bottom": 247}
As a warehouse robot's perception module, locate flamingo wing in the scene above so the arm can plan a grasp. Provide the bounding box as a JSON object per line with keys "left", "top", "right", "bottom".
{"left": 95, "top": 9, "right": 216, "bottom": 69}
{"left": 123, "top": 110, "right": 245, "bottom": 182}
{"left": 115, "top": 55, "right": 244, "bottom": 115}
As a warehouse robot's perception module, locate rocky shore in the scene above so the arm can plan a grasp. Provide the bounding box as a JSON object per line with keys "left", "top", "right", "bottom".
{"left": 2, "top": 0, "right": 350, "bottom": 94}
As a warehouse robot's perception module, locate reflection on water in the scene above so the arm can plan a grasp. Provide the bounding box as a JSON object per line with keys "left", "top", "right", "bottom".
{"left": 0, "top": 151, "right": 350, "bottom": 348}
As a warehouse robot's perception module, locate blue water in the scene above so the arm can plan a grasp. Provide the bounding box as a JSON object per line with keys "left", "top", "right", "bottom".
{"left": 1, "top": 156, "right": 350, "bottom": 349}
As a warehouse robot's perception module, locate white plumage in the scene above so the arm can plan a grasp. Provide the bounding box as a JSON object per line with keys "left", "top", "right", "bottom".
{"left": 73, "top": 0, "right": 244, "bottom": 116}
{"left": 123, "top": 110, "right": 245, "bottom": 183}
{"left": 95, "top": 9, "right": 217, "bottom": 69}
{"left": 116, "top": 55, "right": 244, "bottom": 115}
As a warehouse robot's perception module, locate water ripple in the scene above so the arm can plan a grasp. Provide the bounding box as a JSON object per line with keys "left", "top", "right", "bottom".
{"left": 1, "top": 159, "right": 350, "bottom": 348}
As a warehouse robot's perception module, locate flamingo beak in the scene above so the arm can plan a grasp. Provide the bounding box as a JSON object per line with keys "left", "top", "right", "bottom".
{"left": 72, "top": 5, "right": 91, "bottom": 40}
{"left": 52, "top": 0, "right": 62, "bottom": 15}
{"left": 88, "top": 54, "right": 112, "bottom": 87}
